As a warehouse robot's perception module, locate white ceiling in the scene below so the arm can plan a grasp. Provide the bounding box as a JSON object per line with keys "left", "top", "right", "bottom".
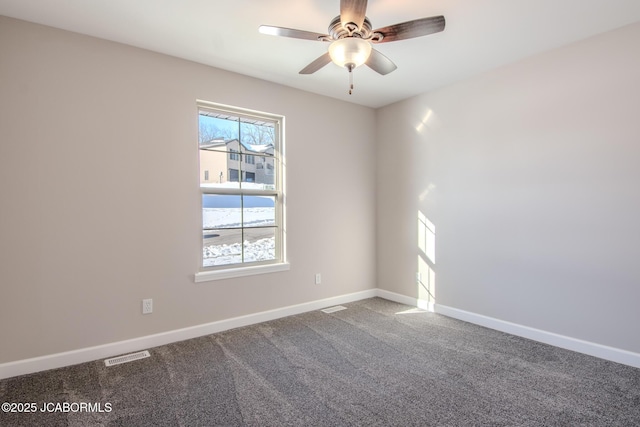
{"left": 2, "top": 0, "right": 640, "bottom": 108}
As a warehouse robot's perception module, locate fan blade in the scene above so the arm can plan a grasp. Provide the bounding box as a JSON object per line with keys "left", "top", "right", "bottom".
{"left": 373, "top": 16, "right": 445, "bottom": 43}
{"left": 259, "top": 25, "right": 329, "bottom": 41}
{"left": 340, "top": 0, "right": 368, "bottom": 30}
{"left": 299, "top": 52, "right": 332, "bottom": 74}
{"left": 365, "top": 48, "right": 397, "bottom": 75}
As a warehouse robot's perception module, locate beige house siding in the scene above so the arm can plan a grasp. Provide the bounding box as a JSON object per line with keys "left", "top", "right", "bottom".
{"left": 200, "top": 139, "right": 275, "bottom": 185}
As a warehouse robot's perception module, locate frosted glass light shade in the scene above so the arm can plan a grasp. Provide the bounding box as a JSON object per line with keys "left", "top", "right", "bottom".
{"left": 328, "top": 38, "right": 372, "bottom": 68}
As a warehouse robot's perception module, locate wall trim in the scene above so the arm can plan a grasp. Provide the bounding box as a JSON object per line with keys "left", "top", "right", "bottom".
{"left": 4, "top": 290, "right": 639, "bottom": 380}
{"left": 0, "top": 289, "right": 377, "bottom": 380}
{"left": 376, "top": 289, "right": 435, "bottom": 312}
{"left": 436, "top": 304, "right": 640, "bottom": 369}
{"left": 375, "top": 289, "right": 418, "bottom": 306}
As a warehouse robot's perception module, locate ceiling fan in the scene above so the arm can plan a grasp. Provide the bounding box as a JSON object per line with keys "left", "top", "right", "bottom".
{"left": 259, "top": 0, "right": 445, "bottom": 94}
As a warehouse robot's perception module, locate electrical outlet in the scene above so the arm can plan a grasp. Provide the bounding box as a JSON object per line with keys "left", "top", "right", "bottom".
{"left": 315, "top": 273, "right": 322, "bottom": 285}
{"left": 142, "top": 298, "right": 153, "bottom": 314}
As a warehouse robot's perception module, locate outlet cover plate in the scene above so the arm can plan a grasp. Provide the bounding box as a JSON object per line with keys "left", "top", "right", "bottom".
{"left": 142, "top": 298, "right": 153, "bottom": 314}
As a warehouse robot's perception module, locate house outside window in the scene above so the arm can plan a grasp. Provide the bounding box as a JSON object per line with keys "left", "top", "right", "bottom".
{"left": 196, "top": 101, "right": 286, "bottom": 280}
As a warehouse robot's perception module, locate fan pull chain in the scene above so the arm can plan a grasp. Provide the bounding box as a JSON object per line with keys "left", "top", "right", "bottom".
{"left": 347, "top": 63, "right": 355, "bottom": 95}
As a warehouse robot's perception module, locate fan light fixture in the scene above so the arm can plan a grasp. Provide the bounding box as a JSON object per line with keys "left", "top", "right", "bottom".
{"left": 328, "top": 37, "right": 372, "bottom": 94}
{"left": 259, "top": 0, "right": 446, "bottom": 95}
{"left": 328, "top": 37, "right": 371, "bottom": 68}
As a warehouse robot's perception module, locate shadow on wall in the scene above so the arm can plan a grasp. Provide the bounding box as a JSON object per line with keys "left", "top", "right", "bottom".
{"left": 418, "top": 211, "right": 436, "bottom": 311}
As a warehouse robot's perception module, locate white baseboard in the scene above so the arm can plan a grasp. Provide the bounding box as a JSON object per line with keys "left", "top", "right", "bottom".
{"left": 4, "top": 290, "right": 638, "bottom": 380}
{"left": 0, "top": 289, "right": 377, "bottom": 380}
{"left": 376, "top": 289, "right": 436, "bottom": 312}
{"left": 375, "top": 289, "right": 418, "bottom": 306}
{"left": 436, "top": 304, "right": 640, "bottom": 369}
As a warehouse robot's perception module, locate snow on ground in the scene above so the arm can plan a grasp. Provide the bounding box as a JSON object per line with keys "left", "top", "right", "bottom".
{"left": 203, "top": 237, "right": 274, "bottom": 267}
{"left": 203, "top": 207, "right": 274, "bottom": 229}
{"left": 203, "top": 207, "right": 275, "bottom": 266}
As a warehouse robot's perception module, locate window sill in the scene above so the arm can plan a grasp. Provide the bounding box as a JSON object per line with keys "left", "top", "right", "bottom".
{"left": 195, "top": 262, "right": 290, "bottom": 283}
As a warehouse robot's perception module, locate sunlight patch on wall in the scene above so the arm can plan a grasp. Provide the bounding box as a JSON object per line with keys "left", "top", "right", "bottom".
{"left": 415, "top": 109, "right": 434, "bottom": 134}
{"left": 415, "top": 108, "right": 440, "bottom": 135}
{"left": 418, "top": 183, "right": 436, "bottom": 203}
{"left": 418, "top": 211, "right": 436, "bottom": 311}
{"left": 417, "top": 256, "right": 436, "bottom": 312}
{"left": 418, "top": 211, "right": 436, "bottom": 264}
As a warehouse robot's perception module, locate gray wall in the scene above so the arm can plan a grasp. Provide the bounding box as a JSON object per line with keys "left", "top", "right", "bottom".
{"left": 0, "top": 16, "right": 377, "bottom": 363}
{"left": 376, "top": 22, "right": 640, "bottom": 353}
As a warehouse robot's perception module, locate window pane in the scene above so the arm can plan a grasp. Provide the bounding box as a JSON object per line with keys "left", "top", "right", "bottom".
{"left": 203, "top": 228, "right": 242, "bottom": 267}
{"left": 243, "top": 196, "right": 275, "bottom": 227}
{"left": 200, "top": 149, "right": 240, "bottom": 189}
{"left": 203, "top": 195, "right": 241, "bottom": 229}
{"left": 199, "top": 113, "right": 239, "bottom": 148}
{"left": 243, "top": 227, "right": 276, "bottom": 263}
{"left": 198, "top": 101, "right": 283, "bottom": 272}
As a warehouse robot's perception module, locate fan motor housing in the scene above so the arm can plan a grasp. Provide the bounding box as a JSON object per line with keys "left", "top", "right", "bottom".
{"left": 328, "top": 15, "right": 382, "bottom": 42}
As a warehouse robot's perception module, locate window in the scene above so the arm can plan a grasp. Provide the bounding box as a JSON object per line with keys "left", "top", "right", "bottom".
{"left": 196, "top": 101, "right": 286, "bottom": 280}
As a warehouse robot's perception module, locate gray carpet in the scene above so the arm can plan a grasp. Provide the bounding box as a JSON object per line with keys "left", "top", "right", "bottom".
{"left": 1, "top": 297, "right": 639, "bottom": 426}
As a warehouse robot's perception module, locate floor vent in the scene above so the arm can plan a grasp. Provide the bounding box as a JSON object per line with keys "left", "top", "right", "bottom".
{"left": 104, "top": 350, "right": 150, "bottom": 367}
{"left": 321, "top": 305, "right": 347, "bottom": 314}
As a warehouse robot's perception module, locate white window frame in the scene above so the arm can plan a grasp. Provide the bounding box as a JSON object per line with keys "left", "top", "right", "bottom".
{"left": 195, "top": 101, "right": 288, "bottom": 282}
